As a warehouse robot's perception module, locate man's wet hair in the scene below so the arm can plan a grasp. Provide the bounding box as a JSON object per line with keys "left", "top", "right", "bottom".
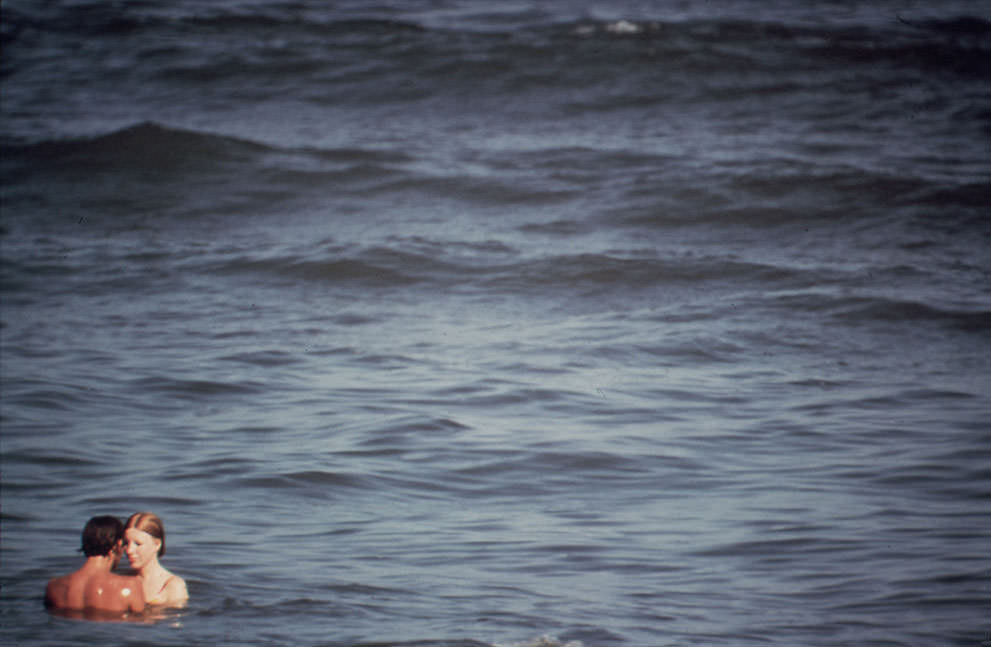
{"left": 80, "top": 516, "right": 124, "bottom": 557}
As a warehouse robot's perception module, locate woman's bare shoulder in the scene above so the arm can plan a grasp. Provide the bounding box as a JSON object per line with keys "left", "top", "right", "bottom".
{"left": 164, "top": 573, "right": 189, "bottom": 602}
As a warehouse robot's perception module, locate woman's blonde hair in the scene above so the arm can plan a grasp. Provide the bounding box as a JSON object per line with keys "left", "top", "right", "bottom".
{"left": 125, "top": 511, "right": 167, "bottom": 556}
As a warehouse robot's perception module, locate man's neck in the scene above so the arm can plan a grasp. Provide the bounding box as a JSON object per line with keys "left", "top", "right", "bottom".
{"left": 81, "top": 555, "right": 116, "bottom": 573}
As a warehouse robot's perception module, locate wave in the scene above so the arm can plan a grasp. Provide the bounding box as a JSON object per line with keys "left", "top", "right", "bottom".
{"left": 6, "top": 114, "right": 983, "bottom": 223}
{"left": 201, "top": 247, "right": 458, "bottom": 287}
{"left": 128, "top": 374, "right": 270, "bottom": 400}
{"left": 768, "top": 291, "right": 991, "bottom": 333}
{"left": 194, "top": 243, "right": 828, "bottom": 296}
{"left": 236, "top": 470, "right": 372, "bottom": 492}
{"left": 3, "top": 121, "right": 407, "bottom": 170}
{"left": 833, "top": 297, "right": 991, "bottom": 332}
{"left": 6, "top": 3, "right": 987, "bottom": 93}
{"left": 3, "top": 2, "right": 427, "bottom": 37}
{"left": 3, "top": 122, "right": 268, "bottom": 170}
{"left": 0, "top": 122, "right": 416, "bottom": 213}
{"left": 10, "top": 0, "right": 988, "bottom": 44}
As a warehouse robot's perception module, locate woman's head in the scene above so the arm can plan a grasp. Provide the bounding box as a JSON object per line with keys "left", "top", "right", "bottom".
{"left": 125, "top": 512, "right": 166, "bottom": 557}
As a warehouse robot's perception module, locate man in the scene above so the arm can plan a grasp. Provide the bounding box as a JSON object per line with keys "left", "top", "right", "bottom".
{"left": 45, "top": 516, "right": 146, "bottom": 616}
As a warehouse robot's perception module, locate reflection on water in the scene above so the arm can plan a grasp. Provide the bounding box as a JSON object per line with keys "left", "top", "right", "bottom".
{"left": 45, "top": 604, "right": 186, "bottom": 626}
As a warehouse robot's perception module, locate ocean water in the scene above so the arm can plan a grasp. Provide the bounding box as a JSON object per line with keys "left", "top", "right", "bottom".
{"left": 1, "top": 1, "right": 989, "bottom": 646}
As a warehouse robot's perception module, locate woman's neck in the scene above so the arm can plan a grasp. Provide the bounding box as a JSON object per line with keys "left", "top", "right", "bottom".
{"left": 138, "top": 558, "right": 166, "bottom": 580}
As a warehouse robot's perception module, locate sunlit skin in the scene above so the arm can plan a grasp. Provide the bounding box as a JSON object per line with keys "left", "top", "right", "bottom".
{"left": 45, "top": 541, "right": 145, "bottom": 615}
{"left": 123, "top": 528, "right": 188, "bottom": 607}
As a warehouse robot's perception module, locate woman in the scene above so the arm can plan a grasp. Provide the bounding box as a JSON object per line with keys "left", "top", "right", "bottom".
{"left": 124, "top": 512, "right": 188, "bottom": 607}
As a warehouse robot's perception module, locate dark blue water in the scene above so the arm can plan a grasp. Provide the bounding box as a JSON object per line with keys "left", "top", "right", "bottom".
{"left": 2, "top": 1, "right": 989, "bottom": 646}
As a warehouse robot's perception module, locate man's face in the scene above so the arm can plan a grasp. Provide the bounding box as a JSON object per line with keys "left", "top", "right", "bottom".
{"left": 110, "top": 540, "right": 123, "bottom": 569}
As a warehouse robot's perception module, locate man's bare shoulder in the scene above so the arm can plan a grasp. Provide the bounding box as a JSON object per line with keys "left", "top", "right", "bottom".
{"left": 94, "top": 572, "right": 142, "bottom": 597}
{"left": 44, "top": 575, "right": 70, "bottom": 607}
{"left": 46, "top": 574, "right": 70, "bottom": 590}
{"left": 104, "top": 573, "right": 145, "bottom": 611}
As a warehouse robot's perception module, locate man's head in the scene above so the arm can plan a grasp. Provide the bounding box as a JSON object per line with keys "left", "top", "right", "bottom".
{"left": 80, "top": 516, "right": 125, "bottom": 558}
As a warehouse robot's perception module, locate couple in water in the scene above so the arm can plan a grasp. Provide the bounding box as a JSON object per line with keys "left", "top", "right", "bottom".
{"left": 45, "top": 512, "right": 187, "bottom": 617}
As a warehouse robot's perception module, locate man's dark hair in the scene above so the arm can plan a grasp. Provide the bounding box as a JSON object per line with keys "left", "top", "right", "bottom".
{"left": 80, "top": 516, "right": 124, "bottom": 557}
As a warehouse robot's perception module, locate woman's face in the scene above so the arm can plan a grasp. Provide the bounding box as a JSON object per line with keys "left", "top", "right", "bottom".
{"left": 124, "top": 528, "right": 160, "bottom": 570}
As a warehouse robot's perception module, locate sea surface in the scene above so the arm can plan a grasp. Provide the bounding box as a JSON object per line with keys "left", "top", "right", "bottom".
{"left": 1, "top": 1, "right": 989, "bottom": 646}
